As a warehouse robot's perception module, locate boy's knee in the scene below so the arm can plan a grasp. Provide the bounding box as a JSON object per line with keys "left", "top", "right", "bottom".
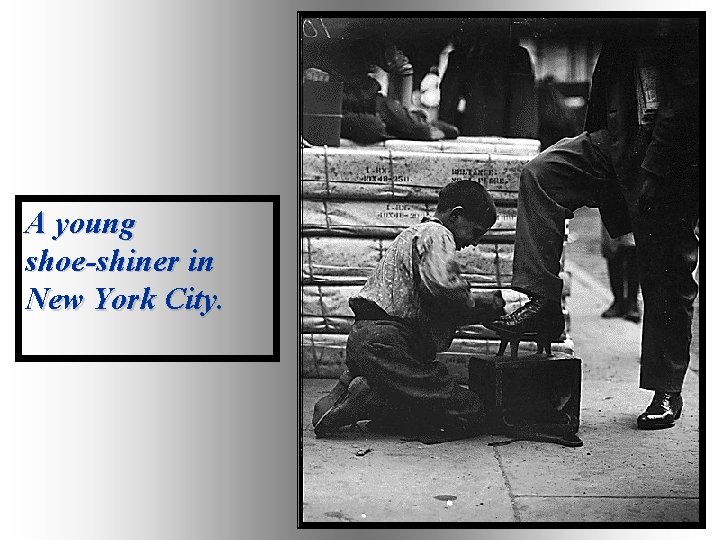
{"left": 347, "top": 322, "right": 402, "bottom": 370}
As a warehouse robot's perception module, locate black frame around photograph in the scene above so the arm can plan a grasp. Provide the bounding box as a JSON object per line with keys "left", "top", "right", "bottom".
{"left": 298, "top": 12, "right": 704, "bottom": 529}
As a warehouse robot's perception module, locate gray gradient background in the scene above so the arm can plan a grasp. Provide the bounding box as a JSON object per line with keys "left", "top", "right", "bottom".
{"left": 21, "top": 201, "right": 273, "bottom": 355}
{"left": 0, "top": 2, "right": 713, "bottom": 539}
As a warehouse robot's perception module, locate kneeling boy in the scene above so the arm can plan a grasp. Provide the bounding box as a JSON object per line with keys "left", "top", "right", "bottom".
{"left": 312, "top": 180, "right": 504, "bottom": 440}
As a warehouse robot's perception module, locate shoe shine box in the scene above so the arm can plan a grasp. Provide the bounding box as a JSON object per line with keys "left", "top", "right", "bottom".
{"left": 468, "top": 353, "right": 582, "bottom": 433}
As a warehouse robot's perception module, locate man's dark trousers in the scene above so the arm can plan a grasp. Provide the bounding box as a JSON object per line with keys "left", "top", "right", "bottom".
{"left": 512, "top": 129, "right": 699, "bottom": 393}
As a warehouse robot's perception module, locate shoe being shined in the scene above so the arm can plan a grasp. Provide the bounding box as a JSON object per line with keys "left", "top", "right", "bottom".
{"left": 637, "top": 392, "right": 682, "bottom": 430}
{"left": 312, "top": 370, "right": 353, "bottom": 428}
{"left": 314, "top": 377, "right": 376, "bottom": 437}
{"left": 484, "top": 297, "right": 564, "bottom": 338}
{"left": 484, "top": 297, "right": 565, "bottom": 359}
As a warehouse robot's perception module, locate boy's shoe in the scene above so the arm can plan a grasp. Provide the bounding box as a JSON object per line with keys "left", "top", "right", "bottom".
{"left": 484, "top": 297, "right": 564, "bottom": 338}
{"left": 312, "top": 370, "right": 353, "bottom": 428}
{"left": 624, "top": 301, "right": 641, "bottom": 323}
{"left": 602, "top": 300, "right": 626, "bottom": 318}
{"left": 314, "top": 377, "right": 375, "bottom": 437}
{"left": 637, "top": 392, "right": 682, "bottom": 430}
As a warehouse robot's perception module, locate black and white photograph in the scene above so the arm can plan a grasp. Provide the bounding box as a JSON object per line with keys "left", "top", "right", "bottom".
{"left": 300, "top": 15, "right": 702, "bottom": 524}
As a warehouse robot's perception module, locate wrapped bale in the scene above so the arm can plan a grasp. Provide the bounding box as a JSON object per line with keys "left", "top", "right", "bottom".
{"left": 302, "top": 199, "right": 517, "bottom": 240}
{"left": 453, "top": 136, "right": 541, "bottom": 147}
{"left": 301, "top": 236, "right": 514, "bottom": 287}
{"left": 302, "top": 146, "right": 531, "bottom": 202}
{"left": 339, "top": 135, "right": 541, "bottom": 156}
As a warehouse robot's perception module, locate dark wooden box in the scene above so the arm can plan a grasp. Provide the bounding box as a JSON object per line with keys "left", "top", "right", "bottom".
{"left": 468, "top": 353, "right": 582, "bottom": 433}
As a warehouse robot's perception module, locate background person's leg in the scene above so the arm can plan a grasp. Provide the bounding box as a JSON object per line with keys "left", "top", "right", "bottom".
{"left": 624, "top": 246, "right": 641, "bottom": 322}
{"left": 602, "top": 254, "right": 626, "bottom": 318}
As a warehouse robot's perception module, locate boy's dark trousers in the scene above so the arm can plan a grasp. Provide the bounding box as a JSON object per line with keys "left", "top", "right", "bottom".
{"left": 345, "top": 318, "right": 486, "bottom": 432}
{"left": 511, "top": 130, "right": 699, "bottom": 393}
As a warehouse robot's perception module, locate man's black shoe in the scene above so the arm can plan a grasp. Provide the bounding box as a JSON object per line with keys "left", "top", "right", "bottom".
{"left": 637, "top": 392, "right": 683, "bottom": 430}
{"left": 484, "top": 297, "right": 564, "bottom": 338}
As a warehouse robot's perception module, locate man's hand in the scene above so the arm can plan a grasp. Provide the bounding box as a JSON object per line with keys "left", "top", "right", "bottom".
{"left": 438, "top": 290, "right": 506, "bottom": 327}
{"left": 637, "top": 169, "right": 671, "bottom": 215}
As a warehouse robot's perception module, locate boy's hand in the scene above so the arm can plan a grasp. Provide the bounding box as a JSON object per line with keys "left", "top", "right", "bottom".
{"left": 483, "top": 290, "right": 506, "bottom": 319}
{"left": 457, "top": 290, "right": 506, "bottom": 325}
{"left": 491, "top": 289, "right": 506, "bottom": 316}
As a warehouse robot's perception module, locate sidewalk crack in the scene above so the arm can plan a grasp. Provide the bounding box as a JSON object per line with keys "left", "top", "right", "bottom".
{"left": 493, "top": 447, "right": 521, "bottom": 522}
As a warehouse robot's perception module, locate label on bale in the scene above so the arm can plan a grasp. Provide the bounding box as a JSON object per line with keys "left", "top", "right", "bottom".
{"left": 302, "top": 147, "right": 530, "bottom": 201}
{"left": 301, "top": 200, "right": 517, "bottom": 237}
{"left": 301, "top": 236, "right": 514, "bottom": 286}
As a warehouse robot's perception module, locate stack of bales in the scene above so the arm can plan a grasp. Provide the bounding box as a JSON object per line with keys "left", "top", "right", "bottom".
{"left": 302, "top": 136, "right": 573, "bottom": 381}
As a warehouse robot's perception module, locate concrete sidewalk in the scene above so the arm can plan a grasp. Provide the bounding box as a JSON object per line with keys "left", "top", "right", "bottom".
{"left": 301, "top": 209, "right": 700, "bottom": 523}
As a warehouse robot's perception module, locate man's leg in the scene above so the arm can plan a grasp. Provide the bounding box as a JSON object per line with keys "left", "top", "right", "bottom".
{"left": 607, "top": 160, "right": 699, "bottom": 428}
{"left": 489, "top": 131, "right": 621, "bottom": 336}
{"left": 512, "top": 132, "right": 618, "bottom": 298}
{"left": 631, "top": 168, "right": 699, "bottom": 396}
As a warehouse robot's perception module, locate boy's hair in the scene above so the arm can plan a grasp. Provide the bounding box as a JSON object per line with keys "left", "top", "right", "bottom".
{"left": 437, "top": 180, "right": 497, "bottom": 226}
